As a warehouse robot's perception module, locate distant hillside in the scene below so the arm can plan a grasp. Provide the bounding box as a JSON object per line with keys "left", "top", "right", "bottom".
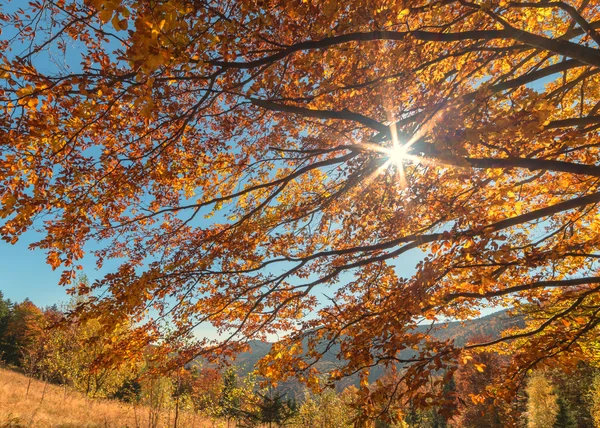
{"left": 417, "top": 309, "right": 524, "bottom": 347}
{"left": 232, "top": 309, "right": 524, "bottom": 392}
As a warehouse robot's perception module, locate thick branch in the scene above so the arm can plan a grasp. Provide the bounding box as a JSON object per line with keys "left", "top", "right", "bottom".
{"left": 209, "top": 30, "right": 507, "bottom": 69}
{"left": 444, "top": 276, "right": 600, "bottom": 302}
{"left": 464, "top": 157, "right": 600, "bottom": 177}
{"left": 504, "top": 26, "right": 600, "bottom": 67}
{"left": 546, "top": 115, "right": 600, "bottom": 129}
{"left": 250, "top": 98, "right": 388, "bottom": 134}
{"left": 483, "top": 191, "right": 600, "bottom": 232}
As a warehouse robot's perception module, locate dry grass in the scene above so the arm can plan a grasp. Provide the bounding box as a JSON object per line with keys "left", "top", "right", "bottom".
{"left": 0, "top": 367, "right": 212, "bottom": 428}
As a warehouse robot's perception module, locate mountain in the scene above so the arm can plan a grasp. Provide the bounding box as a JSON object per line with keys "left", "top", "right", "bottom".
{"left": 232, "top": 309, "right": 524, "bottom": 392}
{"left": 416, "top": 309, "right": 524, "bottom": 347}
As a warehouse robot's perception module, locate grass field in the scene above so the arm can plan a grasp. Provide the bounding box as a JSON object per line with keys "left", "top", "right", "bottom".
{"left": 0, "top": 367, "right": 212, "bottom": 427}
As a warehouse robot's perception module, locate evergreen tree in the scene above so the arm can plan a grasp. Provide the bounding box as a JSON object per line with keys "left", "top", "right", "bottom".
{"left": 254, "top": 387, "right": 296, "bottom": 428}
{"left": 219, "top": 367, "right": 242, "bottom": 427}
{"left": 554, "top": 396, "right": 577, "bottom": 428}
{"left": 0, "top": 291, "right": 12, "bottom": 363}
{"left": 0, "top": 291, "right": 11, "bottom": 318}
{"left": 549, "top": 364, "right": 595, "bottom": 428}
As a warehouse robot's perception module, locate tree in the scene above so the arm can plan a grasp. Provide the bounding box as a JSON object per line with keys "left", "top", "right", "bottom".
{"left": 0, "top": 291, "right": 10, "bottom": 319}
{"left": 547, "top": 364, "right": 595, "bottom": 428}
{"left": 0, "top": 291, "right": 13, "bottom": 362}
{"left": 2, "top": 0, "right": 600, "bottom": 417}
{"left": 291, "top": 388, "right": 354, "bottom": 428}
{"left": 0, "top": 299, "right": 42, "bottom": 367}
{"left": 589, "top": 373, "right": 600, "bottom": 428}
{"left": 189, "top": 366, "right": 223, "bottom": 414}
{"left": 219, "top": 367, "right": 243, "bottom": 427}
{"left": 526, "top": 371, "right": 559, "bottom": 428}
{"left": 451, "top": 337, "right": 506, "bottom": 427}
{"left": 47, "top": 315, "right": 137, "bottom": 397}
{"left": 251, "top": 388, "right": 297, "bottom": 428}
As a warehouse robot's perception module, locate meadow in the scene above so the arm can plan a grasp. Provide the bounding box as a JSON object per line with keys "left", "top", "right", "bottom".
{"left": 0, "top": 368, "right": 211, "bottom": 428}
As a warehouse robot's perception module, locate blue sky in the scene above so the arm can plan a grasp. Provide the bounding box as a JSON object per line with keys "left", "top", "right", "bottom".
{"left": 0, "top": 231, "right": 72, "bottom": 305}
{"left": 0, "top": 229, "right": 118, "bottom": 306}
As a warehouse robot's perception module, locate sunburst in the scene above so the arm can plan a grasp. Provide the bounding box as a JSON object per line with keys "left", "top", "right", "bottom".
{"left": 357, "top": 122, "right": 423, "bottom": 187}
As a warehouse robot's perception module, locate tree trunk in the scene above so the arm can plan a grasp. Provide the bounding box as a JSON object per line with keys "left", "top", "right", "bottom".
{"left": 40, "top": 377, "right": 48, "bottom": 404}
{"left": 25, "top": 375, "right": 32, "bottom": 398}
{"left": 174, "top": 396, "right": 180, "bottom": 428}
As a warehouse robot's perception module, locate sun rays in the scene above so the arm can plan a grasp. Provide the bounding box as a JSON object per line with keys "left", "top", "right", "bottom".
{"left": 355, "top": 103, "right": 450, "bottom": 188}
{"left": 356, "top": 122, "right": 425, "bottom": 188}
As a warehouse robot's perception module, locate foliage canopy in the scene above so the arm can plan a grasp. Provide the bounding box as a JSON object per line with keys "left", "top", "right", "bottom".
{"left": 2, "top": 0, "right": 600, "bottom": 417}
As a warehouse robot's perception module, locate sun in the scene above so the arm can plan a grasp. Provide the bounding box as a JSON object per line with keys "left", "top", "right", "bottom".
{"left": 356, "top": 138, "right": 419, "bottom": 189}
{"left": 353, "top": 116, "right": 436, "bottom": 188}
{"left": 380, "top": 121, "right": 421, "bottom": 173}
{"left": 383, "top": 142, "right": 410, "bottom": 169}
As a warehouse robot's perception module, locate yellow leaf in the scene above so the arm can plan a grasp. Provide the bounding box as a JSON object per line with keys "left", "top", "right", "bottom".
{"left": 515, "top": 201, "right": 523, "bottom": 215}
{"left": 16, "top": 85, "right": 35, "bottom": 98}
{"left": 99, "top": 8, "right": 113, "bottom": 24}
